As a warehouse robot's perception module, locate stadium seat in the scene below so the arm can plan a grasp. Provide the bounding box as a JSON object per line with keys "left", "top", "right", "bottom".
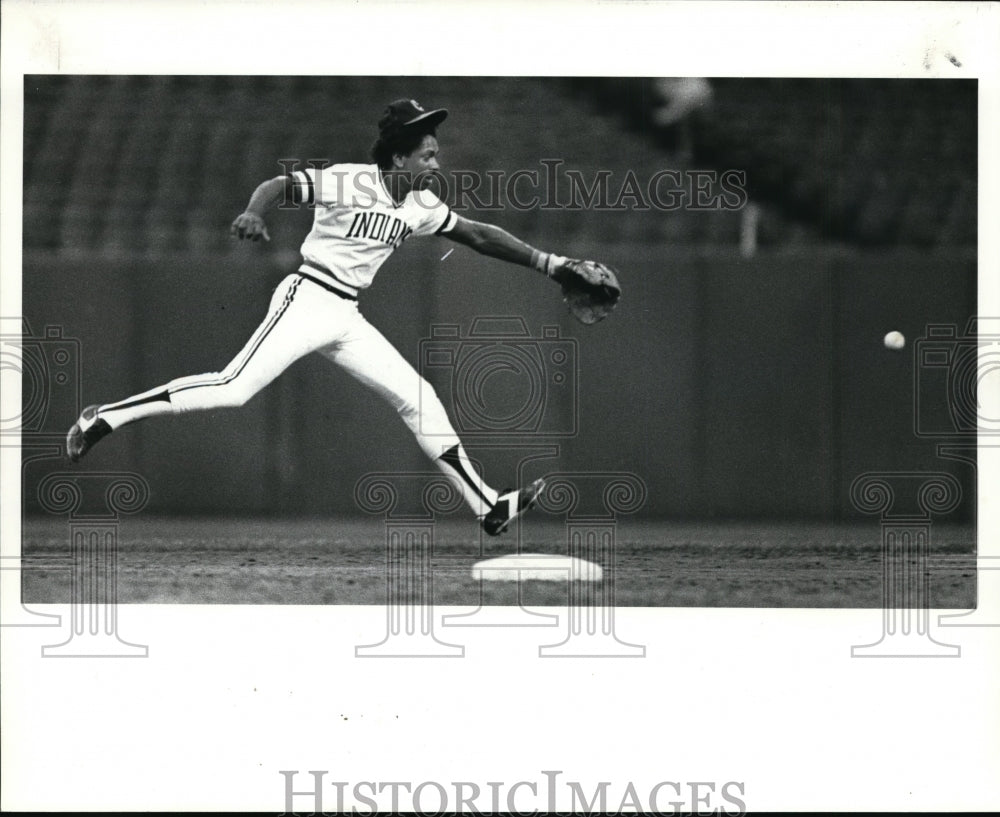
{"left": 22, "top": 76, "right": 975, "bottom": 255}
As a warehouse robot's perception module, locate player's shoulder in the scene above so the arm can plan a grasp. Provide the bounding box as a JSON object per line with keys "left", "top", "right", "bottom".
{"left": 407, "top": 186, "right": 447, "bottom": 210}
{"left": 295, "top": 162, "right": 381, "bottom": 205}
{"left": 323, "top": 161, "right": 374, "bottom": 175}
{"left": 298, "top": 161, "right": 374, "bottom": 179}
{"left": 319, "top": 162, "right": 380, "bottom": 190}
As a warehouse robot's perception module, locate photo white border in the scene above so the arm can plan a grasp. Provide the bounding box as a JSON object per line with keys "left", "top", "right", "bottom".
{"left": 2, "top": 1, "right": 998, "bottom": 811}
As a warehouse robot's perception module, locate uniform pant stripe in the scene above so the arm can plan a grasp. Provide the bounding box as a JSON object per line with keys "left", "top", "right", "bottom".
{"left": 169, "top": 276, "right": 302, "bottom": 396}
{"left": 99, "top": 387, "right": 171, "bottom": 413}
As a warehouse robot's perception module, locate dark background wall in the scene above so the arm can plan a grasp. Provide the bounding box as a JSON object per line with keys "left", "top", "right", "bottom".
{"left": 18, "top": 76, "right": 977, "bottom": 519}
{"left": 21, "top": 244, "right": 976, "bottom": 519}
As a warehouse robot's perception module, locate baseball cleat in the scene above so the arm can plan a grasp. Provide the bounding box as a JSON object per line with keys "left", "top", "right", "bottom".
{"left": 66, "top": 405, "right": 113, "bottom": 462}
{"left": 481, "top": 477, "right": 546, "bottom": 537}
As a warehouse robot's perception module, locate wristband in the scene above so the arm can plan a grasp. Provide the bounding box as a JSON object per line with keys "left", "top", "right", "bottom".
{"left": 545, "top": 253, "right": 567, "bottom": 278}
{"left": 531, "top": 250, "right": 567, "bottom": 277}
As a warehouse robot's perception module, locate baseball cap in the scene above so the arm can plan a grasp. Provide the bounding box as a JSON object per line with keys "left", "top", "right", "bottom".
{"left": 378, "top": 98, "right": 448, "bottom": 133}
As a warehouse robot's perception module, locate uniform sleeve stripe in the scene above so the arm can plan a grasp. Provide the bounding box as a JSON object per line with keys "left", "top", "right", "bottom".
{"left": 291, "top": 169, "right": 315, "bottom": 205}
{"left": 434, "top": 208, "right": 457, "bottom": 235}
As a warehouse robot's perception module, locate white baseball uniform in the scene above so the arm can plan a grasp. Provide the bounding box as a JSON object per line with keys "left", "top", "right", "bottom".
{"left": 94, "top": 163, "right": 498, "bottom": 516}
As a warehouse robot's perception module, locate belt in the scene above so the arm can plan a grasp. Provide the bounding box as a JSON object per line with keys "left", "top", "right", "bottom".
{"left": 297, "top": 266, "right": 359, "bottom": 301}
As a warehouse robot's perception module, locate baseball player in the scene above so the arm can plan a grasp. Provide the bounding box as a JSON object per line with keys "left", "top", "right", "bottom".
{"left": 66, "top": 98, "right": 619, "bottom": 535}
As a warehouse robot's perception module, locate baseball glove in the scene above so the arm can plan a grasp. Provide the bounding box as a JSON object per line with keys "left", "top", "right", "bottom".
{"left": 552, "top": 259, "right": 622, "bottom": 325}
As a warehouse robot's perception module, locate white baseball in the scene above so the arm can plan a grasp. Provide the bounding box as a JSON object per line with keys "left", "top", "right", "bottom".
{"left": 884, "top": 330, "right": 906, "bottom": 350}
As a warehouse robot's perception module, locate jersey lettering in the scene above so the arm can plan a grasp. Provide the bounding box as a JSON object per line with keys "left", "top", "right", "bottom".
{"left": 345, "top": 211, "right": 371, "bottom": 239}
{"left": 299, "top": 164, "right": 448, "bottom": 291}
{"left": 345, "top": 210, "right": 415, "bottom": 249}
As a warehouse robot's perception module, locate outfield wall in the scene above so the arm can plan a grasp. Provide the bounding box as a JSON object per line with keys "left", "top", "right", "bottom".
{"left": 20, "top": 244, "right": 976, "bottom": 519}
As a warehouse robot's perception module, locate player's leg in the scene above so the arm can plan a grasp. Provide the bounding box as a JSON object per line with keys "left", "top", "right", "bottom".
{"left": 67, "top": 275, "right": 340, "bottom": 461}
{"left": 320, "top": 317, "right": 544, "bottom": 533}
{"left": 318, "top": 319, "right": 496, "bottom": 517}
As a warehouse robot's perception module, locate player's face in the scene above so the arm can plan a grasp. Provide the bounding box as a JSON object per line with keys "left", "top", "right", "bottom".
{"left": 397, "top": 135, "right": 441, "bottom": 190}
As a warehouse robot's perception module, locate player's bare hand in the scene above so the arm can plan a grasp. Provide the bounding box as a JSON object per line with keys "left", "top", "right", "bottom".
{"left": 230, "top": 212, "right": 270, "bottom": 242}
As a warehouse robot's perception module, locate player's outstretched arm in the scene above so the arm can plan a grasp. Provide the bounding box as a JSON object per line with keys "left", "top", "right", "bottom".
{"left": 230, "top": 175, "right": 294, "bottom": 242}
{"left": 444, "top": 214, "right": 569, "bottom": 279}
{"left": 446, "top": 214, "right": 622, "bottom": 324}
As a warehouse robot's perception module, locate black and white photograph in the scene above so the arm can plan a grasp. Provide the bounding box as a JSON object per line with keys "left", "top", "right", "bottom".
{"left": 2, "top": 1, "right": 998, "bottom": 813}
{"left": 17, "top": 73, "right": 980, "bottom": 610}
